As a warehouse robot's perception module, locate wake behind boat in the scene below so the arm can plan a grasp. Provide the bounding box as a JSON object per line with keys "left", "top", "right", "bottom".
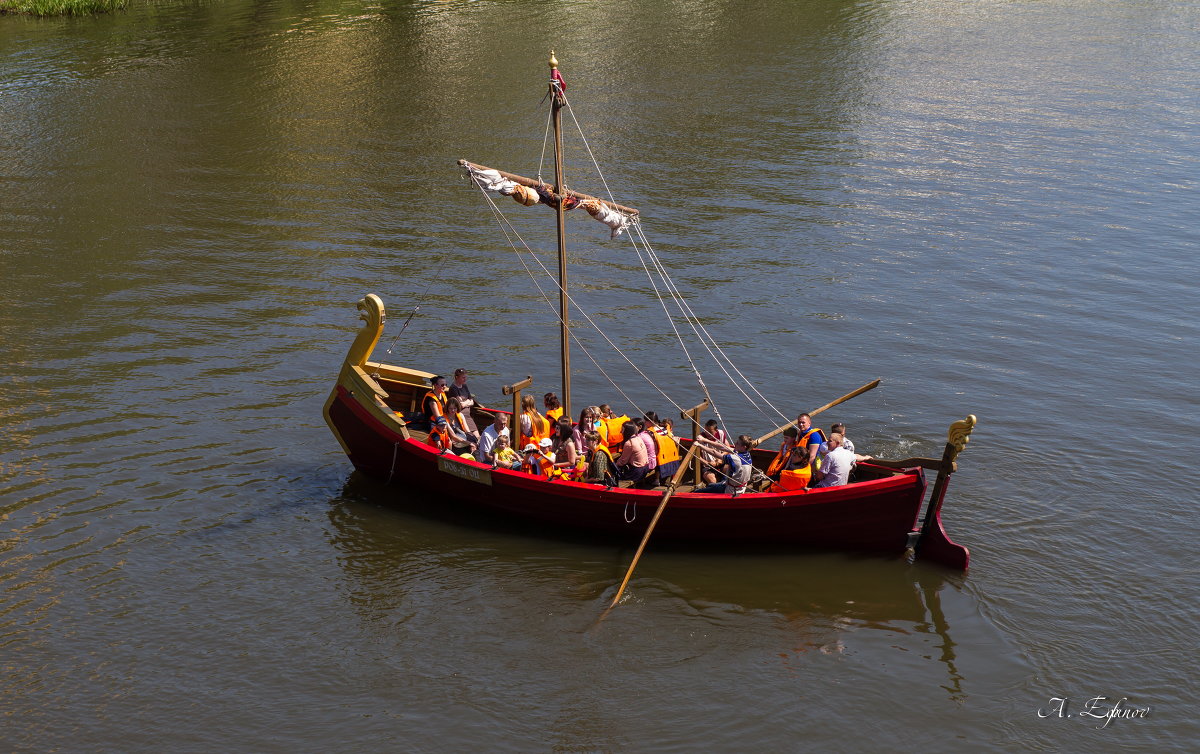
{"left": 323, "top": 53, "right": 976, "bottom": 571}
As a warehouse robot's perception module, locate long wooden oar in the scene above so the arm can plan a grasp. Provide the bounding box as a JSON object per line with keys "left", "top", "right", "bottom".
{"left": 753, "top": 378, "right": 881, "bottom": 447}
{"left": 605, "top": 442, "right": 703, "bottom": 611}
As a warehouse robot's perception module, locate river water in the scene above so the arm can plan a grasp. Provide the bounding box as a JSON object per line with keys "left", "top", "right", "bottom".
{"left": 2, "top": 0, "right": 1195, "bottom": 750}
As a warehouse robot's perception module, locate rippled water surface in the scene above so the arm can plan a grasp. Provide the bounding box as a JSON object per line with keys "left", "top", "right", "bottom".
{"left": 2, "top": 0, "right": 1196, "bottom": 750}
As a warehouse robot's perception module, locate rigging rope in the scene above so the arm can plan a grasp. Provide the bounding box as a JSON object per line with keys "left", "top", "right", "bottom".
{"left": 562, "top": 92, "right": 789, "bottom": 433}
{"left": 468, "top": 177, "right": 683, "bottom": 419}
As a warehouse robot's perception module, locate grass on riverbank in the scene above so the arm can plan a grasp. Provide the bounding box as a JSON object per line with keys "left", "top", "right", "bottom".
{"left": 0, "top": 0, "right": 125, "bottom": 15}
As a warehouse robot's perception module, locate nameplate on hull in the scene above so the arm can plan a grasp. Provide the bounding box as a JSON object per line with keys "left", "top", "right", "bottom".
{"left": 437, "top": 456, "right": 493, "bottom": 486}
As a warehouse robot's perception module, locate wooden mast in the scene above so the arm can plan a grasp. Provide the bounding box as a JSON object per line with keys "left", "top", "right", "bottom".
{"left": 550, "top": 51, "right": 572, "bottom": 421}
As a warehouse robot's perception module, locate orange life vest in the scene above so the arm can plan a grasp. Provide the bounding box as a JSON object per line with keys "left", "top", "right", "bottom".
{"left": 766, "top": 438, "right": 800, "bottom": 477}
{"left": 797, "top": 427, "right": 825, "bottom": 471}
{"left": 769, "top": 467, "right": 811, "bottom": 493}
{"left": 522, "top": 452, "right": 557, "bottom": 478}
{"left": 546, "top": 407, "right": 564, "bottom": 423}
{"left": 604, "top": 415, "right": 629, "bottom": 451}
{"left": 422, "top": 390, "right": 447, "bottom": 421}
{"left": 426, "top": 424, "right": 452, "bottom": 451}
{"left": 520, "top": 410, "right": 551, "bottom": 448}
{"left": 449, "top": 411, "right": 470, "bottom": 436}
{"left": 654, "top": 431, "right": 681, "bottom": 467}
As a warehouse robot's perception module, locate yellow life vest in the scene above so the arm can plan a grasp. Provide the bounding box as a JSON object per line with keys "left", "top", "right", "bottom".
{"left": 546, "top": 407, "right": 564, "bottom": 423}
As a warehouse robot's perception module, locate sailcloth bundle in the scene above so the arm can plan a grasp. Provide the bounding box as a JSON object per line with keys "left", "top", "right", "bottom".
{"left": 580, "top": 199, "right": 630, "bottom": 239}
{"left": 465, "top": 163, "right": 631, "bottom": 239}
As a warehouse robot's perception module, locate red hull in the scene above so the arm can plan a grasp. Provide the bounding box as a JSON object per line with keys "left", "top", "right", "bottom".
{"left": 326, "top": 385, "right": 932, "bottom": 556}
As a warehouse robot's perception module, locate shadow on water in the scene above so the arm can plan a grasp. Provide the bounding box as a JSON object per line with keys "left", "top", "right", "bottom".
{"left": 326, "top": 470, "right": 970, "bottom": 701}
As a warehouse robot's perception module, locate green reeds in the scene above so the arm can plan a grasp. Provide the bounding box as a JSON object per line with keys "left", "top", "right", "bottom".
{"left": 0, "top": 0, "right": 125, "bottom": 15}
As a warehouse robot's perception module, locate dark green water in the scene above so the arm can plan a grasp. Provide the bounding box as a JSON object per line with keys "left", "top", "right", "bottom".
{"left": 2, "top": 0, "right": 1195, "bottom": 750}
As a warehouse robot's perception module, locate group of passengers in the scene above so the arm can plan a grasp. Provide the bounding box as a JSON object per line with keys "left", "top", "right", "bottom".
{"left": 414, "top": 371, "right": 869, "bottom": 492}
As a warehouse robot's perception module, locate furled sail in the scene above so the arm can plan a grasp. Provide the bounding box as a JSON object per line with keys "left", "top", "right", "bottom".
{"left": 464, "top": 162, "right": 632, "bottom": 239}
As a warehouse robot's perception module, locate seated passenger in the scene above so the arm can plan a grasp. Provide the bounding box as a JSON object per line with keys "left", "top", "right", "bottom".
{"left": 490, "top": 432, "right": 521, "bottom": 469}
{"left": 426, "top": 415, "right": 453, "bottom": 452}
{"left": 766, "top": 426, "right": 811, "bottom": 491}
{"left": 583, "top": 430, "right": 618, "bottom": 486}
{"left": 522, "top": 439, "right": 557, "bottom": 478}
{"left": 795, "top": 412, "right": 827, "bottom": 477}
{"left": 810, "top": 433, "right": 872, "bottom": 488}
{"left": 544, "top": 392, "right": 564, "bottom": 423}
{"left": 599, "top": 404, "right": 631, "bottom": 453}
{"left": 614, "top": 421, "right": 649, "bottom": 482}
{"left": 698, "top": 420, "right": 728, "bottom": 484}
{"left": 420, "top": 375, "right": 449, "bottom": 428}
{"left": 551, "top": 420, "right": 581, "bottom": 478}
{"left": 520, "top": 394, "right": 551, "bottom": 448}
{"left": 827, "top": 422, "right": 855, "bottom": 454}
{"left": 475, "top": 412, "right": 509, "bottom": 462}
{"left": 651, "top": 416, "right": 683, "bottom": 484}
{"left": 445, "top": 397, "right": 479, "bottom": 453}
{"left": 571, "top": 408, "right": 596, "bottom": 456}
{"left": 634, "top": 418, "right": 658, "bottom": 476}
{"left": 693, "top": 433, "right": 755, "bottom": 495}
{"left": 447, "top": 368, "right": 479, "bottom": 433}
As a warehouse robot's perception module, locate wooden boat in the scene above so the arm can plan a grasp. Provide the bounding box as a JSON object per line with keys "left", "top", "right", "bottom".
{"left": 323, "top": 54, "right": 976, "bottom": 571}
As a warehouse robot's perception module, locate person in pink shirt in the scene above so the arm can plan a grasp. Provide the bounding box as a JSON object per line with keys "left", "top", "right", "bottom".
{"left": 614, "top": 421, "right": 649, "bottom": 483}
{"left": 634, "top": 417, "right": 658, "bottom": 475}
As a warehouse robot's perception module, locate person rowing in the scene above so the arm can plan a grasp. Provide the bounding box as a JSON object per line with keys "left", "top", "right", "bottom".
{"left": 692, "top": 432, "right": 755, "bottom": 495}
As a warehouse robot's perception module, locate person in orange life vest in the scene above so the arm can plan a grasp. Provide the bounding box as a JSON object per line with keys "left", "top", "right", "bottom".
{"left": 698, "top": 419, "right": 728, "bottom": 484}
{"left": 522, "top": 438, "right": 556, "bottom": 478}
{"left": 444, "top": 397, "right": 478, "bottom": 453}
{"left": 543, "top": 392, "right": 564, "bottom": 423}
{"left": 599, "top": 404, "right": 630, "bottom": 452}
{"left": 794, "top": 413, "right": 827, "bottom": 480}
{"left": 583, "top": 430, "right": 618, "bottom": 486}
{"left": 614, "top": 421, "right": 649, "bottom": 483}
{"left": 447, "top": 367, "right": 478, "bottom": 433}
{"left": 520, "top": 394, "right": 550, "bottom": 447}
{"left": 551, "top": 420, "right": 581, "bottom": 478}
{"left": 766, "top": 426, "right": 804, "bottom": 477}
{"left": 649, "top": 415, "right": 683, "bottom": 484}
{"left": 766, "top": 426, "right": 813, "bottom": 491}
{"left": 422, "top": 375, "right": 449, "bottom": 426}
{"left": 426, "top": 415, "right": 453, "bottom": 452}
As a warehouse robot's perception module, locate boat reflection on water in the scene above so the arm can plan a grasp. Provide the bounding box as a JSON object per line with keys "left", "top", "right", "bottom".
{"left": 326, "top": 472, "right": 969, "bottom": 702}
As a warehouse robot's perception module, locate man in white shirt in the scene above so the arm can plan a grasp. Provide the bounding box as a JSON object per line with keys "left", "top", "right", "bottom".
{"left": 811, "top": 433, "right": 871, "bottom": 488}
{"left": 475, "top": 413, "right": 509, "bottom": 463}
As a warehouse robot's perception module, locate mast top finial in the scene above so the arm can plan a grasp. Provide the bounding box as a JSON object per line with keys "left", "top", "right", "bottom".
{"left": 549, "top": 50, "right": 558, "bottom": 69}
